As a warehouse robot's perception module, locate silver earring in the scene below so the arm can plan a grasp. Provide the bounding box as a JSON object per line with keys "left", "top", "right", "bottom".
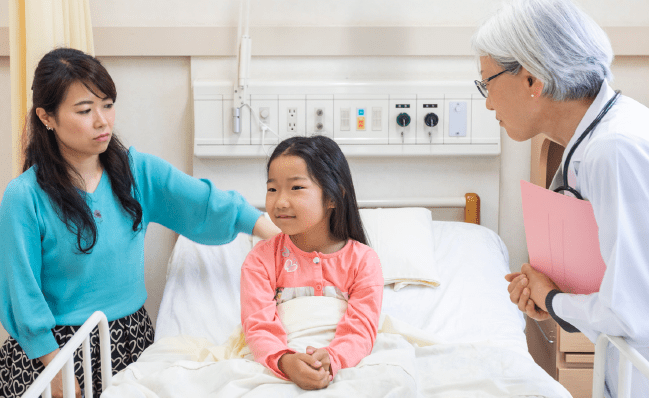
{"left": 531, "top": 94, "right": 535, "bottom": 98}
{"left": 46, "top": 125, "right": 52, "bottom": 130}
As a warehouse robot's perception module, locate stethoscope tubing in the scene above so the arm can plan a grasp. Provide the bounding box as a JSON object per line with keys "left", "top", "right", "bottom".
{"left": 553, "top": 90, "right": 621, "bottom": 200}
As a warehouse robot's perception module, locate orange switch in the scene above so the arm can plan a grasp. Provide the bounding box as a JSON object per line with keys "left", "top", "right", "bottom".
{"left": 357, "top": 116, "right": 366, "bottom": 130}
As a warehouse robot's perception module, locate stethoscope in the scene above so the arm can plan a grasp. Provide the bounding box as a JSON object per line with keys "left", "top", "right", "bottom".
{"left": 553, "top": 90, "right": 621, "bottom": 200}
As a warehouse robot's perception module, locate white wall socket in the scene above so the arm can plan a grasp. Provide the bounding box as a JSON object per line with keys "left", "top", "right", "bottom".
{"left": 278, "top": 97, "right": 306, "bottom": 140}
{"left": 287, "top": 108, "right": 297, "bottom": 133}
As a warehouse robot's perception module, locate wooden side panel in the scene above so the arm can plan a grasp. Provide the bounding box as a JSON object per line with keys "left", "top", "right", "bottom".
{"left": 463, "top": 193, "right": 480, "bottom": 224}
{"left": 559, "top": 328, "right": 595, "bottom": 353}
{"left": 558, "top": 368, "right": 593, "bottom": 398}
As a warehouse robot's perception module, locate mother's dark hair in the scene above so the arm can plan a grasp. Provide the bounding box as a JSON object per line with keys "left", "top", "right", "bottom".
{"left": 23, "top": 47, "right": 142, "bottom": 253}
{"left": 267, "top": 135, "right": 367, "bottom": 245}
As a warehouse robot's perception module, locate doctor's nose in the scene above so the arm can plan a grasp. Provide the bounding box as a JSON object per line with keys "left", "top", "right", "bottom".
{"left": 485, "top": 95, "right": 494, "bottom": 111}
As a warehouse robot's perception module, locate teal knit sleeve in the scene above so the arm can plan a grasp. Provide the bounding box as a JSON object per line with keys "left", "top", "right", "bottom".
{"left": 128, "top": 147, "right": 262, "bottom": 245}
{"left": 0, "top": 177, "right": 59, "bottom": 359}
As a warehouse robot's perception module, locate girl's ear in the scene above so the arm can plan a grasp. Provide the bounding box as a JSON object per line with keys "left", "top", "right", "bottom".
{"left": 326, "top": 198, "right": 336, "bottom": 209}
{"left": 328, "top": 187, "right": 345, "bottom": 209}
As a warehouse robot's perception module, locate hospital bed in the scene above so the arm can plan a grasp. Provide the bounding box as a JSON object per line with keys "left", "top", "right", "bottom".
{"left": 21, "top": 195, "right": 647, "bottom": 398}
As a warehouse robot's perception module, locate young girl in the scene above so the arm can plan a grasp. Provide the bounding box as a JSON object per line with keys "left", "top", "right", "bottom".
{"left": 240, "top": 135, "right": 384, "bottom": 390}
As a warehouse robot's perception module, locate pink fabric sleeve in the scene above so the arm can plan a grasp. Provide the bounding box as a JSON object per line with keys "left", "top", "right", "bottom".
{"left": 324, "top": 249, "right": 383, "bottom": 377}
{"left": 240, "top": 241, "right": 295, "bottom": 379}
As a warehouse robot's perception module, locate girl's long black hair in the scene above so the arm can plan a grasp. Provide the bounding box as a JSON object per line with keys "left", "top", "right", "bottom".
{"left": 267, "top": 135, "right": 367, "bottom": 245}
{"left": 23, "top": 47, "right": 142, "bottom": 254}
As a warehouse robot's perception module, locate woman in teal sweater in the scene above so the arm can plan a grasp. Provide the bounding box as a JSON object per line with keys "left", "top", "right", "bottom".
{"left": 0, "top": 48, "right": 279, "bottom": 398}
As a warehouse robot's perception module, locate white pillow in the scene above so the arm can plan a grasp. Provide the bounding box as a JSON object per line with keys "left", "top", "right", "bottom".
{"left": 359, "top": 208, "right": 439, "bottom": 290}
{"left": 380, "top": 220, "right": 526, "bottom": 347}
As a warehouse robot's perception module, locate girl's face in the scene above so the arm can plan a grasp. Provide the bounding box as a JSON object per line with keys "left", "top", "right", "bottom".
{"left": 266, "top": 154, "right": 333, "bottom": 240}
{"left": 37, "top": 80, "right": 115, "bottom": 162}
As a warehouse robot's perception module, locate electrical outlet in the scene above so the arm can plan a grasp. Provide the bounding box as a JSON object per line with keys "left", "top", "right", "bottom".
{"left": 278, "top": 98, "right": 305, "bottom": 139}
{"left": 287, "top": 108, "right": 297, "bottom": 133}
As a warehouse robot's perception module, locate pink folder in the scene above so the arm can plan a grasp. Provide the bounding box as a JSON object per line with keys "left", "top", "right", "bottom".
{"left": 520, "top": 180, "right": 606, "bottom": 294}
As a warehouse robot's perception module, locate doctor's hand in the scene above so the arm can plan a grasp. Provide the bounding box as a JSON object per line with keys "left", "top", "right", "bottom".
{"left": 279, "top": 352, "right": 331, "bottom": 390}
{"left": 505, "top": 264, "right": 558, "bottom": 321}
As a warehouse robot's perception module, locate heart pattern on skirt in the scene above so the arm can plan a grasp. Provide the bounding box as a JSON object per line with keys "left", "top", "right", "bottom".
{"left": 0, "top": 306, "right": 154, "bottom": 398}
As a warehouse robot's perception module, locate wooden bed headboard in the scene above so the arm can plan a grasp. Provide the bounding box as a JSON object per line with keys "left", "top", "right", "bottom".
{"left": 531, "top": 134, "right": 566, "bottom": 189}
{"left": 356, "top": 195, "right": 480, "bottom": 225}
{"left": 252, "top": 193, "right": 481, "bottom": 225}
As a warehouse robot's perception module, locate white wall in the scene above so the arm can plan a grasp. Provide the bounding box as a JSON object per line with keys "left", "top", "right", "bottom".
{"left": 1, "top": 0, "right": 649, "bottom": 347}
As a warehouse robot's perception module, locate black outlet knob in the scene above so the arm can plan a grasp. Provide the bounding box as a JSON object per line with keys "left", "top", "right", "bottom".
{"left": 397, "top": 113, "right": 411, "bottom": 127}
{"left": 425, "top": 113, "right": 439, "bottom": 127}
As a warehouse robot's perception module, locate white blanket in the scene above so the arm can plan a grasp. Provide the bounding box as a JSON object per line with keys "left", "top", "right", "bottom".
{"left": 102, "top": 297, "right": 569, "bottom": 398}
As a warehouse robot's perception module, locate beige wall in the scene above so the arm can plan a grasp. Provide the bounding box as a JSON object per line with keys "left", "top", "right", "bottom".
{"left": 3, "top": 0, "right": 647, "bottom": 27}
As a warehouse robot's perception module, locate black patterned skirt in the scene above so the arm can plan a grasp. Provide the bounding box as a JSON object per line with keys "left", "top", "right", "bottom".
{"left": 0, "top": 306, "right": 154, "bottom": 398}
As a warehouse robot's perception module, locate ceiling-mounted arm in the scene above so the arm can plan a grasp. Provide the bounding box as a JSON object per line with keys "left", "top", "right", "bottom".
{"left": 233, "top": 0, "right": 251, "bottom": 133}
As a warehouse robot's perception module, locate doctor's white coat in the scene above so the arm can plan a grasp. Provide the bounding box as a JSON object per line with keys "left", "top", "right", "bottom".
{"left": 549, "top": 81, "right": 649, "bottom": 397}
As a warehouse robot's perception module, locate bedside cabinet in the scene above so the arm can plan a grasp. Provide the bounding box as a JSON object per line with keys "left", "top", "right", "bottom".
{"left": 526, "top": 317, "right": 595, "bottom": 398}
{"left": 557, "top": 326, "right": 595, "bottom": 398}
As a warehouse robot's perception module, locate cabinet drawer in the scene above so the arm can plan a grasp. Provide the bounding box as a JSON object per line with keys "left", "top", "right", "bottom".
{"left": 558, "top": 367, "right": 593, "bottom": 398}
{"left": 559, "top": 329, "right": 594, "bottom": 353}
{"left": 565, "top": 354, "right": 594, "bottom": 364}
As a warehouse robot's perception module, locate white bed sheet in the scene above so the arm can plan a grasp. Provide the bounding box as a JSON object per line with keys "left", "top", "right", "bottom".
{"left": 135, "top": 219, "right": 572, "bottom": 397}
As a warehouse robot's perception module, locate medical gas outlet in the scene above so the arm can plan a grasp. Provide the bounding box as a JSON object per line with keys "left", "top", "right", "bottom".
{"left": 390, "top": 102, "right": 414, "bottom": 144}
{"left": 397, "top": 113, "right": 411, "bottom": 127}
{"left": 424, "top": 113, "right": 439, "bottom": 127}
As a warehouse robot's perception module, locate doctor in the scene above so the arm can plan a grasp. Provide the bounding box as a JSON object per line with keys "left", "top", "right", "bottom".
{"left": 472, "top": 0, "right": 649, "bottom": 396}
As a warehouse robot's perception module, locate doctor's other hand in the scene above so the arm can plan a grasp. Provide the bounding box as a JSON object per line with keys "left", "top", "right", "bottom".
{"left": 279, "top": 352, "right": 331, "bottom": 390}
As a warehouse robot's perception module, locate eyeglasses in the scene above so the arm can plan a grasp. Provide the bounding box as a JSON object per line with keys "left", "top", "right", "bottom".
{"left": 474, "top": 70, "right": 507, "bottom": 98}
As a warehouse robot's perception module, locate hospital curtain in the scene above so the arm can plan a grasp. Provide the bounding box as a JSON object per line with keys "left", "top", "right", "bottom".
{"left": 9, "top": 0, "right": 94, "bottom": 177}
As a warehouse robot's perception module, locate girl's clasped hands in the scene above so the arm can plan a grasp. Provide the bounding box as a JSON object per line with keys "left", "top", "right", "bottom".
{"left": 278, "top": 346, "right": 333, "bottom": 390}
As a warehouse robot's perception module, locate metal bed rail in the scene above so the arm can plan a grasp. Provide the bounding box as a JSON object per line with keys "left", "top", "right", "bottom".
{"left": 22, "top": 311, "right": 112, "bottom": 398}
{"left": 593, "top": 333, "right": 649, "bottom": 398}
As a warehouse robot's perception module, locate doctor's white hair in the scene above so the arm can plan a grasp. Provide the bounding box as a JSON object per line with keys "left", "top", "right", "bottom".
{"left": 471, "top": 0, "right": 613, "bottom": 101}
